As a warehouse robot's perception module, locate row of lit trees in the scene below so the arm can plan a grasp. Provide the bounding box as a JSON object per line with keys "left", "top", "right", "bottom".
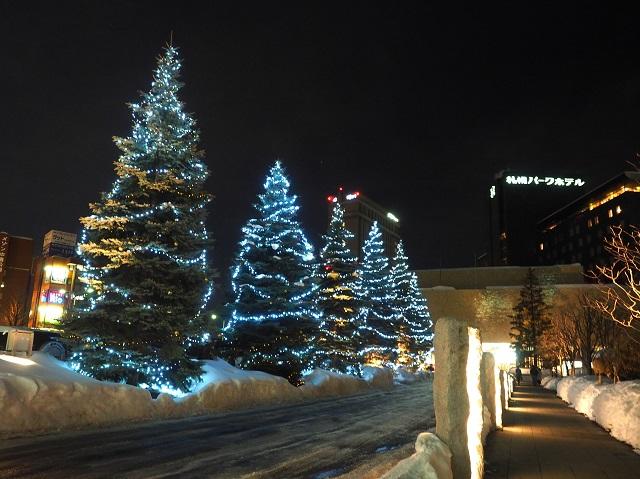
{"left": 64, "top": 45, "right": 431, "bottom": 394}
{"left": 221, "top": 162, "right": 432, "bottom": 385}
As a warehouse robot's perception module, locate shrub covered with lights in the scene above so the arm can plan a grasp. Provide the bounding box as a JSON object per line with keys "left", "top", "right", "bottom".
{"left": 65, "top": 45, "right": 214, "bottom": 395}
{"left": 355, "top": 221, "right": 401, "bottom": 365}
{"left": 390, "top": 241, "right": 433, "bottom": 370}
{"left": 314, "top": 202, "right": 362, "bottom": 376}
{"left": 223, "top": 161, "right": 319, "bottom": 385}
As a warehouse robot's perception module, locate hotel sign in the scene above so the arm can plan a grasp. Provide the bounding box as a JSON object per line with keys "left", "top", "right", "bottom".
{"left": 505, "top": 176, "right": 585, "bottom": 187}
{"left": 0, "top": 233, "right": 8, "bottom": 275}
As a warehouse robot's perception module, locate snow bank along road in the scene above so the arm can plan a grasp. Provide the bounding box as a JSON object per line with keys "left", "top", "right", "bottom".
{"left": 0, "top": 382, "right": 433, "bottom": 479}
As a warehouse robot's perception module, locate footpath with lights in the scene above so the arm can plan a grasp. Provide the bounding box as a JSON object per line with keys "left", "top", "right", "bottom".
{"left": 484, "top": 380, "right": 640, "bottom": 479}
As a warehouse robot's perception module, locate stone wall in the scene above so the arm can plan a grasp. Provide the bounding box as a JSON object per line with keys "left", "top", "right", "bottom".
{"left": 422, "top": 284, "right": 600, "bottom": 343}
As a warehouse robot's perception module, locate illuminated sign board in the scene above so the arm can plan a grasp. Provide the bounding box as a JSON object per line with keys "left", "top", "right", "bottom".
{"left": 504, "top": 176, "right": 585, "bottom": 187}
{"left": 43, "top": 230, "right": 77, "bottom": 257}
{"left": 0, "top": 233, "right": 8, "bottom": 276}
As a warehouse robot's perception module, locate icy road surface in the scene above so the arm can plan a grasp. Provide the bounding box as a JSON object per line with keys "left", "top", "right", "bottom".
{"left": 0, "top": 382, "right": 433, "bottom": 479}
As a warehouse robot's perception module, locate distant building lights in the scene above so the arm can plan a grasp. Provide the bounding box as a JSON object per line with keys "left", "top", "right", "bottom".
{"left": 345, "top": 192, "right": 360, "bottom": 201}
{"left": 387, "top": 212, "right": 399, "bottom": 223}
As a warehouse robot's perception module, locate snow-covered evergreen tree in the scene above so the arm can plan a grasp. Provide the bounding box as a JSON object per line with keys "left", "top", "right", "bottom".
{"left": 390, "top": 242, "right": 433, "bottom": 369}
{"left": 315, "top": 203, "right": 361, "bottom": 375}
{"left": 66, "top": 45, "right": 213, "bottom": 394}
{"left": 223, "top": 161, "right": 319, "bottom": 385}
{"left": 355, "top": 221, "right": 400, "bottom": 365}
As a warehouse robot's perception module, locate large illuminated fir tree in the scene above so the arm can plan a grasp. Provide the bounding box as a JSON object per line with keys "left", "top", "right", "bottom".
{"left": 355, "top": 221, "right": 400, "bottom": 365}
{"left": 66, "top": 46, "right": 213, "bottom": 394}
{"left": 315, "top": 202, "right": 361, "bottom": 375}
{"left": 390, "top": 242, "right": 433, "bottom": 370}
{"left": 223, "top": 161, "right": 319, "bottom": 385}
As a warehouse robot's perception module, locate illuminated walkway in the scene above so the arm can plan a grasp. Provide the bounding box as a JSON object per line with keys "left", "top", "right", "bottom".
{"left": 484, "top": 382, "right": 640, "bottom": 479}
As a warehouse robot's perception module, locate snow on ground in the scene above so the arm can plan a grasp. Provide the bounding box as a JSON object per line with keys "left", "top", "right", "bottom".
{"left": 554, "top": 375, "right": 640, "bottom": 451}
{"left": 541, "top": 375, "right": 561, "bottom": 391}
{"left": 0, "top": 353, "right": 405, "bottom": 437}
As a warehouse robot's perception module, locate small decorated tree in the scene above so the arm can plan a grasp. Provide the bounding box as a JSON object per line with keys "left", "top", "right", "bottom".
{"left": 315, "top": 203, "right": 361, "bottom": 375}
{"left": 223, "top": 161, "right": 319, "bottom": 385}
{"left": 66, "top": 45, "right": 214, "bottom": 395}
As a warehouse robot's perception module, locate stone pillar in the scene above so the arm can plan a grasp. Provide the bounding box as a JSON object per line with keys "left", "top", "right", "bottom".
{"left": 434, "top": 318, "right": 484, "bottom": 479}
{"left": 480, "top": 352, "right": 498, "bottom": 433}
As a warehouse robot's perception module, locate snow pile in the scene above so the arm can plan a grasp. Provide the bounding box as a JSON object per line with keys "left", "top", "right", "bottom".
{"left": 171, "top": 358, "right": 302, "bottom": 416}
{"left": 381, "top": 432, "right": 453, "bottom": 479}
{"left": 541, "top": 376, "right": 561, "bottom": 391}
{"left": 0, "top": 353, "right": 398, "bottom": 437}
{"left": 0, "top": 353, "right": 155, "bottom": 435}
{"left": 555, "top": 376, "right": 640, "bottom": 450}
{"left": 299, "top": 369, "right": 369, "bottom": 398}
{"left": 362, "top": 365, "right": 394, "bottom": 389}
{"left": 592, "top": 380, "right": 640, "bottom": 451}
{"left": 393, "top": 367, "right": 429, "bottom": 385}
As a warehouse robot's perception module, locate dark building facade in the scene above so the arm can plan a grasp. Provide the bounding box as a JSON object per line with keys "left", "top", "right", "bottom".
{"left": 327, "top": 190, "right": 401, "bottom": 260}
{"left": 537, "top": 171, "right": 640, "bottom": 272}
{"left": 0, "top": 233, "right": 33, "bottom": 325}
{"left": 489, "top": 170, "right": 589, "bottom": 266}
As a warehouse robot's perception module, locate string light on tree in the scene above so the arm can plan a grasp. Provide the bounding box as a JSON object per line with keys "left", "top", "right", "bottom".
{"left": 354, "top": 221, "right": 400, "bottom": 366}
{"left": 223, "top": 161, "right": 320, "bottom": 385}
{"left": 65, "top": 44, "right": 214, "bottom": 394}
{"left": 390, "top": 241, "right": 433, "bottom": 370}
{"left": 314, "top": 202, "right": 362, "bottom": 376}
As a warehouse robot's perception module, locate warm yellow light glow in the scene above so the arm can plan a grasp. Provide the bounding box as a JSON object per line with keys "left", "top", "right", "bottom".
{"left": 539, "top": 242, "right": 544, "bottom": 251}
{"left": 466, "top": 329, "right": 484, "bottom": 479}
{"left": 616, "top": 205, "right": 622, "bottom": 214}
{"left": 483, "top": 342, "right": 516, "bottom": 370}
{"left": 587, "top": 185, "right": 640, "bottom": 211}
{"left": 46, "top": 265, "right": 69, "bottom": 283}
{"left": 39, "top": 304, "right": 64, "bottom": 322}
{"left": 494, "top": 366, "right": 503, "bottom": 429}
{"left": 0, "top": 354, "right": 35, "bottom": 366}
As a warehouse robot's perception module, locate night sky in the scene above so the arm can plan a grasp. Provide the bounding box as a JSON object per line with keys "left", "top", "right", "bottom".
{"left": 3, "top": 2, "right": 640, "bottom": 285}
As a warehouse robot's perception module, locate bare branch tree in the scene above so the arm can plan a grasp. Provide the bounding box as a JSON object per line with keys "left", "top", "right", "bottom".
{"left": 591, "top": 225, "right": 640, "bottom": 337}
{"left": 3, "top": 298, "right": 28, "bottom": 327}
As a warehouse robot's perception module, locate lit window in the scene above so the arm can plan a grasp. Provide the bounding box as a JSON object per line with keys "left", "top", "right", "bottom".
{"left": 608, "top": 209, "right": 613, "bottom": 218}
{"left": 539, "top": 243, "right": 544, "bottom": 251}
{"left": 616, "top": 205, "right": 622, "bottom": 215}
{"left": 595, "top": 216, "right": 599, "bottom": 225}
{"left": 587, "top": 219, "right": 592, "bottom": 228}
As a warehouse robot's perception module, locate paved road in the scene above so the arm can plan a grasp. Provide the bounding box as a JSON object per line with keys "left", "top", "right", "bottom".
{"left": 0, "top": 383, "right": 434, "bottom": 479}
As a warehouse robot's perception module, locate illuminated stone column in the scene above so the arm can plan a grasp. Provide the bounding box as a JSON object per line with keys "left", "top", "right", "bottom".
{"left": 480, "top": 352, "right": 502, "bottom": 433}
{"left": 434, "top": 318, "right": 483, "bottom": 479}
{"left": 499, "top": 370, "right": 510, "bottom": 412}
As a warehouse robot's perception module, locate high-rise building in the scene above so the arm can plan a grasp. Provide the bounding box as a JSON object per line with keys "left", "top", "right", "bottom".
{"left": 489, "top": 170, "right": 588, "bottom": 266}
{"left": 537, "top": 171, "right": 640, "bottom": 272}
{"left": 327, "top": 189, "right": 401, "bottom": 260}
{"left": 0, "top": 232, "right": 33, "bottom": 325}
{"left": 28, "top": 230, "right": 81, "bottom": 329}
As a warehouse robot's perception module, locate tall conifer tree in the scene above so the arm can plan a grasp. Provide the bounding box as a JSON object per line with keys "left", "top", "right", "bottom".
{"left": 224, "top": 161, "right": 319, "bottom": 385}
{"left": 315, "top": 203, "right": 361, "bottom": 375}
{"left": 355, "top": 221, "right": 399, "bottom": 365}
{"left": 66, "top": 45, "right": 213, "bottom": 394}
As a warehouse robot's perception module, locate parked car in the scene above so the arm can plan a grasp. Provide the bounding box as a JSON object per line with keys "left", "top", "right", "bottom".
{"left": 0, "top": 326, "right": 68, "bottom": 360}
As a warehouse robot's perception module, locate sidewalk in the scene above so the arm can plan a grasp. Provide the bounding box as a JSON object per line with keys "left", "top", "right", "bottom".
{"left": 484, "top": 382, "right": 640, "bottom": 479}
